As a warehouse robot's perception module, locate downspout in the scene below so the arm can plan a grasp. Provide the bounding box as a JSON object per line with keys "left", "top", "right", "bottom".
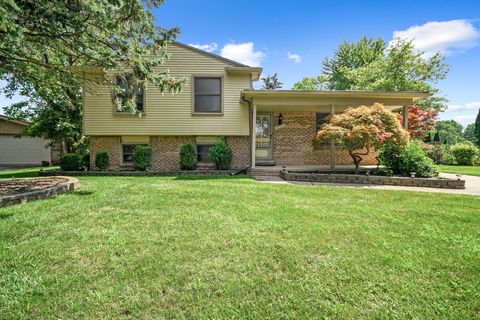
{"left": 241, "top": 93, "right": 253, "bottom": 168}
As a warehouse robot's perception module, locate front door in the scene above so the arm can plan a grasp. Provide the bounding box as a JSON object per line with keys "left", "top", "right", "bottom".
{"left": 255, "top": 113, "right": 273, "bottom": 160}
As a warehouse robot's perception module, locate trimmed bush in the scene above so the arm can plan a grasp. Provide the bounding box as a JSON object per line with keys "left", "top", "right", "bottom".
{"left": 179, "top": 143, "right": 197, "bottom": 170}
{"left": 208, "top": 139, "right": 232, "bottom": 170}
{"left": 95, "top": 150, "right": 109, "bottom": 170}
{"left": 426, "top": 144, "right": 456, "bottom": 165}
{"left": 379, "top": 140, "right": 438, "bottom": 178}
{"left": 133, "top": 145, "right": 152, "bottom": 171}
{"left": 450, "top": 143, "right": 479, "bottom": 165}
{"left": 59, "top": 153, "right": 82, "bottom": 171}
{"left": 399, "top": 140, "right": 439, "bottom": 178}
{"left": 82, "top": 152, "right": 91, "bottom": 170}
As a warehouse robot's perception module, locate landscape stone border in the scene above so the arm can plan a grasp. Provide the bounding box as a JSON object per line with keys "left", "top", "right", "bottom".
{"left": 0, "top": 176, "right": 80, "bottom": 207}
{"left": 39, "top": 169, "right": 246, "bottom": 177}
{"left": 280, "top": 171, "right": 465, "bottom": 189}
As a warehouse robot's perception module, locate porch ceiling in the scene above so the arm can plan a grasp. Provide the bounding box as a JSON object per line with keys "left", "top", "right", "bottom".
{"left": 242, "top": 90, "right": 432, "bottom": 112}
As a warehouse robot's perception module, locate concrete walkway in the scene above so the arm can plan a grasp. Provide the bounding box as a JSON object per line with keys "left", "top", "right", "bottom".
{"left": 255, "top": 173, "right": 480, "bottom": 196}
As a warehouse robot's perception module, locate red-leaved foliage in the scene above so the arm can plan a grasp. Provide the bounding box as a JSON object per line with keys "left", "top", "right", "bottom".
{"left": 399, "top": 105, "right": 438, "bottom": 138}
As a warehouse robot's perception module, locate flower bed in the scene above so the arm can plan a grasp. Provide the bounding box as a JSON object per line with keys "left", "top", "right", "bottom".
{"left": 0, "top": 176, "right": 80, "bottom": 207}
{"left": 39, "top": 169, "right": 247, "bottom": 177}
{"left": 279, "top": 171, "right": 465, "bottom": 189}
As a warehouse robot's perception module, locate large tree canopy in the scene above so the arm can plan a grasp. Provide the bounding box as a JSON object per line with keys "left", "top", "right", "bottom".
{"left": 1, "top": 0, "right": 185, "bottom": 149}
{"left": 0, "top": 0, "right": 184, "bottom": 107}
{"left": 435, "top": 120, "right": 465, "bottom": 145}
{"left": 293, "top": 36, "right": 449, "bottom": 110}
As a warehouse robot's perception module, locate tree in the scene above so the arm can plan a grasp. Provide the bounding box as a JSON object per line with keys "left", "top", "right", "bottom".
{"left": 292, "top": 76, "right": 323, "bottom": 90}
{"left": 314, "top": 103, "right": 409, "bottom": 173}
{"left": 0, "top": 0, "right": 185, "bottom": 114}
{"left": 293, "top": 37, "right": 449, "bottom": 110}
{"left": 435, "top": 120, "right": 465, "bottom": 144}
{"left": 261, "top": 73, "right": 283, "bottom": 90}
{"left": 399, "top": 105, "right": 438, "bottom": 139}
{"left": 475, "top": 109, "right": 480, "bottom": 146}
{"left": 464, "top": 124, "right": 477, "bottom": 144}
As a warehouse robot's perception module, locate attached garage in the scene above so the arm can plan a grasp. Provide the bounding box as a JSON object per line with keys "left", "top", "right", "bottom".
{"left": 0, "top": 115, "right": 51, "bottom": 166}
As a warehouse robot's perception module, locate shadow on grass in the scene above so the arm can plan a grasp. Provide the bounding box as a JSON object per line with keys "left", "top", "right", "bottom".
{"left": 173, "top": 174, "right": 254, "bottom": 181}
{"left": 71, "top": 190, "right": 95, "bottom": 196}
{"left": 0, "top": 212, "right": 14, "bottom": 220}
{"left": 0, "top": 171, "right": 40, "bottom": 179}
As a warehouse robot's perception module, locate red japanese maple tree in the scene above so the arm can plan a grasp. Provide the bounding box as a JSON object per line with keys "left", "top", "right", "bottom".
{"left": 400, "top": 105, "right": 439, "bottom": 139}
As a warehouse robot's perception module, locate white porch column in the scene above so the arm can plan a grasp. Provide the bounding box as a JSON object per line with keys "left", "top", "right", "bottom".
{"left": 403, "top": 105, "right": 409, "bottom": 130}
{"left": 329, "top": 105, "right": 336, "bottom": 171}
{"left": 251, "top": 104, "right": 257, "bottom": 168}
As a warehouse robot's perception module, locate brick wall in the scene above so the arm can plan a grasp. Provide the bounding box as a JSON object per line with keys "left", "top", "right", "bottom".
{"left": 90, "top": 136, "right": 122, "bottom": 170}
{"left": 226, "top": 136, "right": 250, "bottom": 169}
{"left": 272, "top": 112, "right": 378, "bottom": 166}
{"left": 150, "top": 136, "right": 195, "bottom": 170}
{"left": 90, "top": 135, "right": 250, "bottom": 171}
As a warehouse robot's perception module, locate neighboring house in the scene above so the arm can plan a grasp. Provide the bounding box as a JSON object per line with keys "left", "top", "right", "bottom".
{"left": 0, "top": 115, "right": 61, "bottom": 166}
{"left": 84, "top": 42, "right": 430, "bottom": 171}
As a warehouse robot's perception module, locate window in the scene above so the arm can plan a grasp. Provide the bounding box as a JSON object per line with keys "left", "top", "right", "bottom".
{"left": 116, "top": 76, "right": 144, "bottom": 112}
{"left": 197, "top": 144, "right": 214, "bottom": 162}
{"left": 122, "top": 144, "right": 148, "bottom": 163}
{"left": 194, "top": 77, "right": 222, "bottom": 113}
{"left": 316, "top": 112, "right": 330, "bottom": 132}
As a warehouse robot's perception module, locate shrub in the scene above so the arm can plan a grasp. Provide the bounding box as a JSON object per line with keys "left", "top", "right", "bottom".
{"left": 59, "top": 153, "right": 82, "bottom": 171}
{"left": 95, "top": 150, "right": 109, "bottom": 170}
{"left": 133, "top": 145, "right": 152, "bottom": 171}
{"left": 379, "top": 140, "right": 438, "bottom": 178}
{"left": 179, "top": 143, "right": 197, "bottom": 170}
{"left": 82, "top": 152, "right": 91, "bottom": 170}
{"left": 208, "top": 139, "right": 232, "bottom": 170}
{"left": 450, "top": 143, "right": 479, "bottom": 165}
{"left": 427, "top": 144, "right": 456, "bottom": 165}
{"left": 399, "top": 140, "right": 439, "bottom": 178}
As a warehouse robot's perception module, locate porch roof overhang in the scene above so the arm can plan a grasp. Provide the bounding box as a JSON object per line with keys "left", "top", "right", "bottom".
{"left": 241, "top": 90, "right": 432, "bottom": 112}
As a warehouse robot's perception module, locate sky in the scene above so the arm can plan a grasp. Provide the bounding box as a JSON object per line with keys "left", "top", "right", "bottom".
{"left": 1, "top": 0, "right": 479, "bottom": 126}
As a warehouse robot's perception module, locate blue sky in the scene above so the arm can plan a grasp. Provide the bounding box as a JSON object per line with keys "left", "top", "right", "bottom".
{"left": 1, "top": 0, "right": 479, "bottom": 126}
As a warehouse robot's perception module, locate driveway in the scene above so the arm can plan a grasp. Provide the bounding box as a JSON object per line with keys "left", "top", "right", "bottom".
{"left": 255, "top": 173, "right": 480, "bottom": 196}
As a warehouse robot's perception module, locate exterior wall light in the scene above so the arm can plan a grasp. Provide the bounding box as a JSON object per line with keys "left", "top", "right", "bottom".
{"left": 278, "top": 113, "right": 283, "bottom": 126}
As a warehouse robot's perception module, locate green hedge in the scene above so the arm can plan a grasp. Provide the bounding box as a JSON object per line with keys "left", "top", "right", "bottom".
{"left": 179, "top": 143, "right": 197, "bottom": 170}
{"left": 133, "top": 145, "right": 152, "bottom": 171}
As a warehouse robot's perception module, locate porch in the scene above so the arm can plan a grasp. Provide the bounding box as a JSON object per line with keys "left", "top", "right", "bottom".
{"left": 241, "top": 90, "right": 431, "bottom": 170}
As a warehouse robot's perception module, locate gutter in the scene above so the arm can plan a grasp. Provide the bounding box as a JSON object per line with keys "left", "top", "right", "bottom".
{"left": 241, "top": 93, "right": 254, "bottom": 168}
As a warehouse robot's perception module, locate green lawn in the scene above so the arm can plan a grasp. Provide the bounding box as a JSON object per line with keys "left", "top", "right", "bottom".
{"left": 0, "top": 166, "right": 59, "bottom": 179}
{"left": 0, "top": 173, "right": 479, "bottom": 318}
{"left": 438, "top": 165, "right": 480, "bottom": 177}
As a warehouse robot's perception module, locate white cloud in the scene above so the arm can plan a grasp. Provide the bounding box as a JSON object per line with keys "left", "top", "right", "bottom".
{"left": 287, "top": 52, "right": 301, "bottom": 63}
{"left": 220, "top": 42, "right": 265, "bottom": 67}
{"left": 447, "top": 102, "right": 480, "bottom": 112}
{"left": 188, "top": 43, "right": 218, "bottom": 53}
{"left": 393, "top": 19, "right": 480, "bottom": 57}
{"left": 453, "top": 115, "right": 476, "bottom": 126}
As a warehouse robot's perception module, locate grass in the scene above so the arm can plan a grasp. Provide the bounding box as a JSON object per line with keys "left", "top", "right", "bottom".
{"left": 0, "top": 174, "right": 479, "bottom": 318}
{"left": 438, "top": 165, "right": 480, "bottom": 177}
{"left": 0, "top": 166, "right": 59, "bottom": 179}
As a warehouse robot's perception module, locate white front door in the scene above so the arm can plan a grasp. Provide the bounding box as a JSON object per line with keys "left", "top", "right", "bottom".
{"left": 255, "top": 113, "right": 273, "bottom": 160}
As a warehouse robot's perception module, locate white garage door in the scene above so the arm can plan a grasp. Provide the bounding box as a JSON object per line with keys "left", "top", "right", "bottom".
{"left": 0, "top": 135, "right": 51, "bottom": 165}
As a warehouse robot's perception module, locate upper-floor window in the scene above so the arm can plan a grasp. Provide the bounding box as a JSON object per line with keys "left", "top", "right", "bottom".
{"left": 116, "top": 76, "right": 144, "bottom": 113}
{"left": 193, "top": 77, "right": 222, "bottom": 113}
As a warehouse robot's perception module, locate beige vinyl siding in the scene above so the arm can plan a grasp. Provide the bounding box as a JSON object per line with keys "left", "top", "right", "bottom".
{"left": 84, "top": 44, "right": 251, "bottom": 136}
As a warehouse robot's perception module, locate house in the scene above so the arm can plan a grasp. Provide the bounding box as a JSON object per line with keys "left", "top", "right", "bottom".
{"left": 84, "top": 42, "right": 430, "bottom": 171}
{"left": 0, "top": 115, "right": 60, "bottom": 166}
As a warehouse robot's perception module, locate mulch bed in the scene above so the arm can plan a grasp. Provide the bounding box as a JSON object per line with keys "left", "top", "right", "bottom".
{"left": 0, "top": 177, "right": 70, "bottom": 197}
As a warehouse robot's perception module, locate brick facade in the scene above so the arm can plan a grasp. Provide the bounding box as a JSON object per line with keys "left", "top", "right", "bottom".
{"left": 272, "top": 112, "right": 378, "bottom": 166}
{"left": 90, "top": 136, "right": 122, "bottom": 170}
{"left": 90, "top": 135, "right": 250, "bottom": 171}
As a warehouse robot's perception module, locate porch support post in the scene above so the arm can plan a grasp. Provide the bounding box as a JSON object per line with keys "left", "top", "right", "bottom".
{"left": 251, "top": 104, "right": 257, "bottom": 168}
{"left": 403, "top": 105, "right": 409, "bottom": 130}
{"left": 329, "top": 105, "right": 336, "bottom": 171}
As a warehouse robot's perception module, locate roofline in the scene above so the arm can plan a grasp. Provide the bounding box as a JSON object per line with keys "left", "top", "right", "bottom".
{"left": 171, "top": 41, "right": 250, "bottom": 67}
{"left": 0, "top": 114, "right": 29, "bottom": 126}
{"left": 242, "top": 90, "right": 432, "bottom": 102}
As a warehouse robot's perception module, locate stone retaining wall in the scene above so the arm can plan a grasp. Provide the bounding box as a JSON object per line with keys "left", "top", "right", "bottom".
{"left": 280, "top": 171, "right": 465, "bottom": 189}
{"left": 0, "top": 176, "right": 80, "bottom": 207}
